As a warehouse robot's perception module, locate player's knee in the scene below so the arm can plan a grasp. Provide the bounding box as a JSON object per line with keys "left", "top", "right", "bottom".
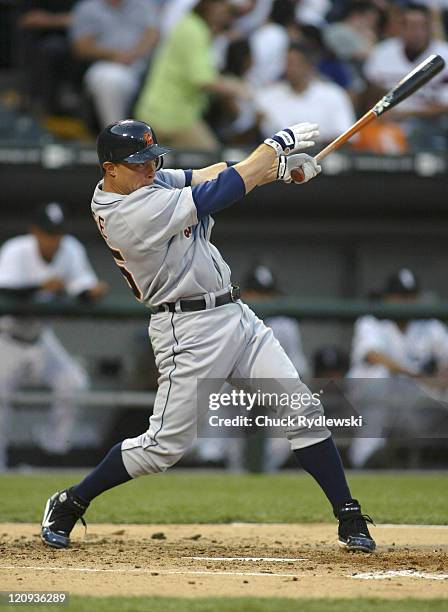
{"left": 123, "top": 440, "right": 190, "bottom": 477}
{"left": 151, "top": 445, "right": 187, "bottom": 473}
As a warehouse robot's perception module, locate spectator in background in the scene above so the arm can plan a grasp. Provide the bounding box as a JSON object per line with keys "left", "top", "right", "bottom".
{"left": 0, "top": 203, "right": 108, "bottom": 470}
{"left": 70, "top": 0, "right": 159, "bottom": 128}
{"left": 206, "top": 39, "right": 259, "bottom": 144}
{"left": 348, "top": 268, "right": 448, "bottom": 467}
{"left": 229, "top": 0, "right": 275, "bottom": 37}
{"left": 16, "top": 0, "right": 78, "bottom": 115}
{"left": 322, "top": 1, "right": 380, "bottom": 97}
{"left": 255, "top": 43, "right": 356, "bottom": 144}
{"left": 324, "top": 1, "right": 379, "bottom": 65}
{"left": 247, "top": 0, "right": 294, "bottom": 88}
{"left": 364, "top": 3, "right": 448, "bottom": 150}
{"left": 159, "top": 0, "right": 198, "bottom": 37}
{"left": 295, "top": 0, "right": 331, "bottom": 28}
{"left": 135, "top": 0, "right": 250, "bottom": 150}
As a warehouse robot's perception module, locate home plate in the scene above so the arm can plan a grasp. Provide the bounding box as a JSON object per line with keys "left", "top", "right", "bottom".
{"left": 184, "top": 557, "right": 308, "bottom": 562}
{"left": 352, "top": 570, "right": 448, "bottom": 581}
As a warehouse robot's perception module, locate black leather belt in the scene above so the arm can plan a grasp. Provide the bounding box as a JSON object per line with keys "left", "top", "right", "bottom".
{"left": 153, "top": 285, "right": 240, "bottom": 313}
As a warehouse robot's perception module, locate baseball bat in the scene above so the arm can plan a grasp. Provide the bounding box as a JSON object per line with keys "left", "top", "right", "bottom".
{"left": 290, "top": 54, "right": 445, "bottom": 181}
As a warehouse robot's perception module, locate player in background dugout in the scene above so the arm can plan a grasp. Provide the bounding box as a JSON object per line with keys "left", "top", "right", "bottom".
{"left": 348, "top": 268, "right": 448, "bottom": 467}
{"left": 0, "top": 203, "right": 108, "bottom": 470}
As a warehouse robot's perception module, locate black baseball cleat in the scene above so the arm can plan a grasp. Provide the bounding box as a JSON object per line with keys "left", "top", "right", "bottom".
{"left": 336, "top": 499, "right": 376, "bottom": 553}
{"left": 41, "top": 488, "right": 89, "bottom": 549}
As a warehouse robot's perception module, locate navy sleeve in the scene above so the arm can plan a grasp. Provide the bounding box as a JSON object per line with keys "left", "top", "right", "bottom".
{"left": 191, "top": 167, "right": 245, "bottom": 220}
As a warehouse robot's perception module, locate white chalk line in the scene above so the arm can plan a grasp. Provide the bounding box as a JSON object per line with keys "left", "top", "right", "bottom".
{"left": 184, "top": 556, "right": 308, "bottom": 562}
{"left": 352, "top": 570, "right": 448, "bottom": 581}
{"left": 3, "top": 565, "right": 447, "bottom": 582}
{"left": 0, "top": 565, "right": 296, "bottom": 578}
{"left": 380, "top": 524, "right": 448, "bottom": 529}
{"left": 229, "top": 522, "right": 448, "bottom": 529}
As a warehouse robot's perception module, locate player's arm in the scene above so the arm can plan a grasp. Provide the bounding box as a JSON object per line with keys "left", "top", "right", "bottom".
{"left": 190, "top": 152, "right": 277, "bottom": 190}
{"left": 64, "top": 238, "right": 109, "bottom": 301}
{"left": 191, "top": 157, "right": 294, "bottom": 188}
{"left": 364, "top": 350, "right": 418, "bottom": 377}
{"left": 191, "top": 126, "right": 321, "bottom": 196}
{"left": 191, "top": 163, "right": 230, "bottom": 185}
{"left": 190, "top": 124, "right": 321, "bottom": 219}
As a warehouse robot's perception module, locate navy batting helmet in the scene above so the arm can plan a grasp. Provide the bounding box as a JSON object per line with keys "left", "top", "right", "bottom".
{"left": 97, "top": 119, "right": 170, "bottom": 170}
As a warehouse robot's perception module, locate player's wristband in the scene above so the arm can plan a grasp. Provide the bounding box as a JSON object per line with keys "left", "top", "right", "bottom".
{"left": 276, "top": 155, "right": 288, "bottom": 181}
{"left": 264, "top": 129, "right": 296, "bottom": 156}
{"left": 225, "top": 161, "right": 237, "bottom": 167}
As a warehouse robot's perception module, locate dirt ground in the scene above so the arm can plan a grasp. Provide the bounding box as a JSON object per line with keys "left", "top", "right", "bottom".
{"left": 0, "top": 523, "right": 447, "bottom": 599}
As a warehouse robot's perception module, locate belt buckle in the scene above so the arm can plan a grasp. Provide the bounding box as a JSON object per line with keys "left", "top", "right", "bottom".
{"left": 230, "top": 284, "right": 240, "bottom": 302}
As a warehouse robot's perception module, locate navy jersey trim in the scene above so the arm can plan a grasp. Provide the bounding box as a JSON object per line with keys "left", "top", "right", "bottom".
{"left": 192, "top": 167, "right": 245, "bottom": 220}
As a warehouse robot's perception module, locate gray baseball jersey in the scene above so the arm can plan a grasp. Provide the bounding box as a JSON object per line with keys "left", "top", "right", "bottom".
{"left": 91, "top": 169, "right": 231, "bottom": 306}
{"left": 92, "top": 168, "right": 330, "bottom": 478}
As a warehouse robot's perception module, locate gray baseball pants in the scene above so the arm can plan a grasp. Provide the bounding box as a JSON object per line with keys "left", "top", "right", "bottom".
{"left": 122, "top": 302, "right": 330, "bottom": 477}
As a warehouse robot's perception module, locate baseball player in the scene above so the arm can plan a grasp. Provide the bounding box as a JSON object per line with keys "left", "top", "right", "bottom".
{"left": 348, "top": 268, "right": 448, "bottom": 467}
{"left": 41, "top": 119, "right": 375, "bottom": 553}
{"left": 0, "top": 203, "right": 107, "bottom": 469}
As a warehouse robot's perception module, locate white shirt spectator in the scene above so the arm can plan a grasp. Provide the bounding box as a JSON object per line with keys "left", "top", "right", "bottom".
{"left": 364, "top": 38, "right": 448, "bottom": 113}
{"left": 248, "top": 22, "right": 289, "bottom": 87}
{"left": 255, "top": 78, "right": 356, "bottom": 142}
{"left": 70, "top": 0, "right": 159, "bottom": 126}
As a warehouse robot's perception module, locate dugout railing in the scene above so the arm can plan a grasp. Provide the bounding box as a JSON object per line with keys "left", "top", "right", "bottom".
{"left": 3, "top": 294, "right": 448, "bottom": 320}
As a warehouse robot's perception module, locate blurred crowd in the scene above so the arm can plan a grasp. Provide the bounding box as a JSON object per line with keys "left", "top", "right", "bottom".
{"left": 8, "top": 0, "right": 448, "bottom": 152}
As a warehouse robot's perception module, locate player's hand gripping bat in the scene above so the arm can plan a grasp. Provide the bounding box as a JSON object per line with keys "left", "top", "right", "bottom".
{"left": 290, "top": 54, "right": 445, "bottom": 182}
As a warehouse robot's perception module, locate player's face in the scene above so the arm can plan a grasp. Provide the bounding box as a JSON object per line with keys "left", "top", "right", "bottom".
{"left": 31, "top": 227, "right": 63, "bottom": 262}
{"left": 116, "top": 160, "right": 158, "bottom": 192}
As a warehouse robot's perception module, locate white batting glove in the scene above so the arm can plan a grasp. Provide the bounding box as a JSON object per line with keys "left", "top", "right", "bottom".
{"left": 264, "top": 122, "right": 319, "bottom": 156}
{"left": 277, "top": 153, "right": 321, "bottom": 184}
